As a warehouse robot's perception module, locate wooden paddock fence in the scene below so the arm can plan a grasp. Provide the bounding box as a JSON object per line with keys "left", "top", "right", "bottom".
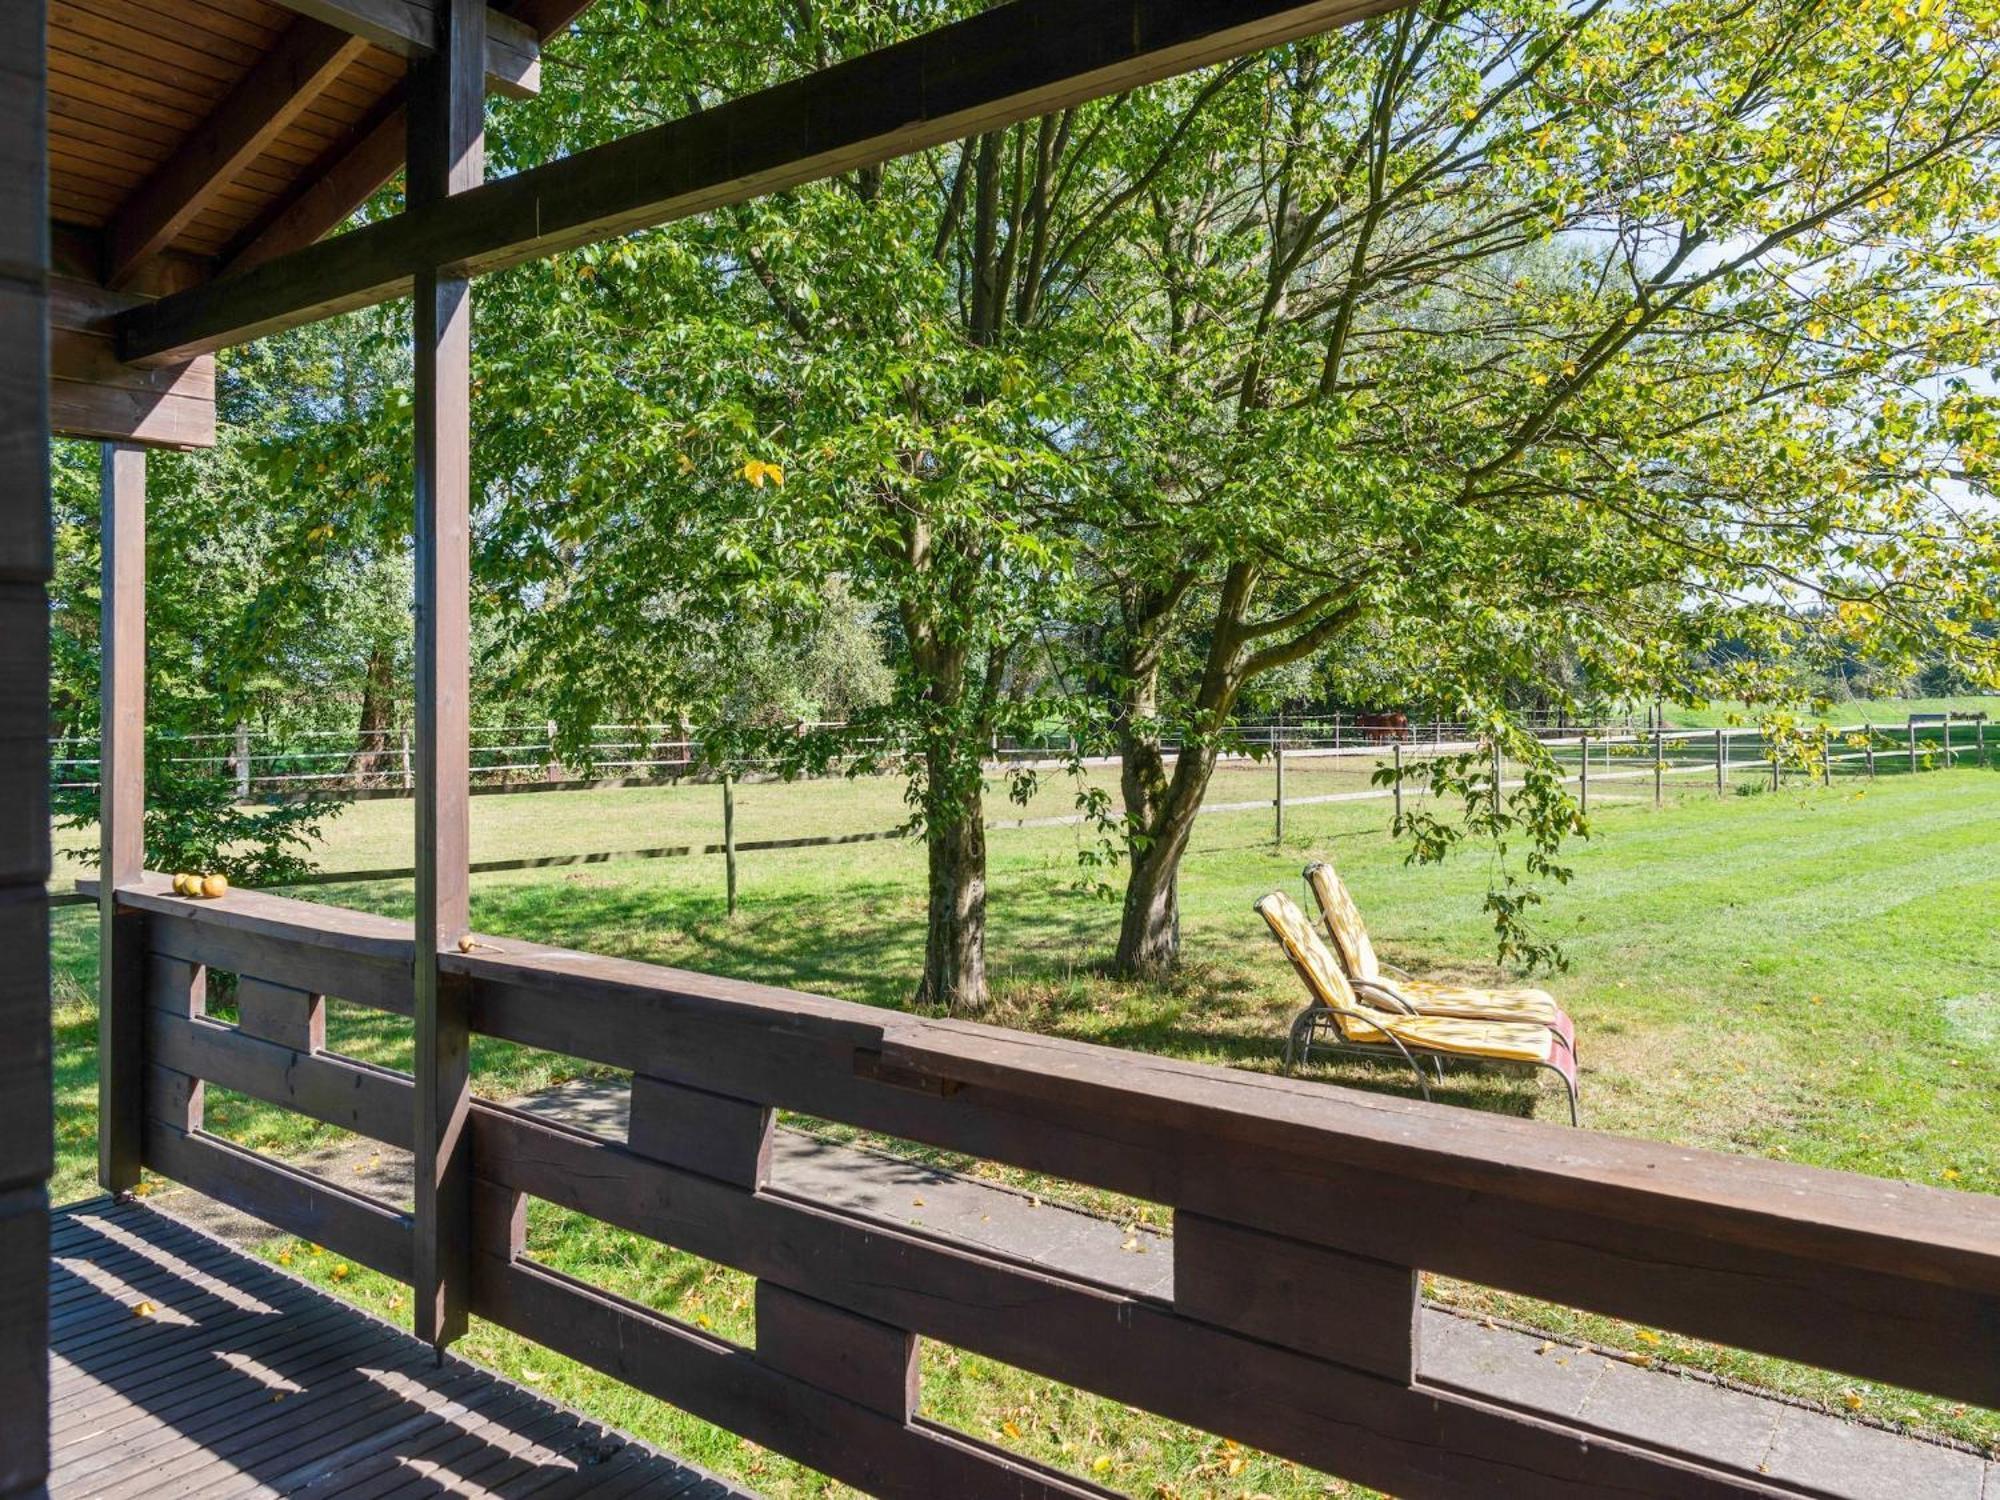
{"left": 90, "top": 872, "right": 2000, "bottom": 1500}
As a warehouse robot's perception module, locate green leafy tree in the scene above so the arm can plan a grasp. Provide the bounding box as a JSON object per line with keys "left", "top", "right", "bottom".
{"left": 1057, "top": 0, "right": 2000, "bottom": 973}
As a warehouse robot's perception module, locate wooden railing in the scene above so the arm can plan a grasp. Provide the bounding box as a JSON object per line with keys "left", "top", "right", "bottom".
{"left": 100, "top": 873, "right": 2000, "bottom": 1499}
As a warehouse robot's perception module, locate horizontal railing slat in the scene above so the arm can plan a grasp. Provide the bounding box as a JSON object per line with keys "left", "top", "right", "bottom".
{"left": 142, "top": 1123, "right": 414, "bottom": 1282}
{"left": 146, "top": 1009, "right": 413, "bottom": 1149}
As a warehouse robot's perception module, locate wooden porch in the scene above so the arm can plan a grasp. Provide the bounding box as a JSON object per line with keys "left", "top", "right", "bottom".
{"left": 51, "top": 1198, "right": 750, "bottom": 1499}
{"left": 7, "top": 0, "right": 2000, "bottom": 1497}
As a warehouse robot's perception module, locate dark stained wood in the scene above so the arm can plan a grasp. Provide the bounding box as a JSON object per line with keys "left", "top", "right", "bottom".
{"left": 222, "top": 0, "right": 588, "bottom": 274}
{"left": 142, "top": 1061, "right": 205, "bottom": 1132}
{"left": 144, "top": 952, "right": 204, "bottom": 1017}
{"left": 49, "top": 1199, "right": 744, "bottom": 1499}
{"left": 48, "top": 232, "right": 215, "bottom": 448}
{"left": 473, "top": 1250, "right": 1118, "bottom": 1500}
{"left": 0, "top": 26, "right": 53, "bottom": 1482}
{"left": 628, "top": 1073, "right": 774, "bottom": 1188}
{"left": 124, "top": 882, "right": 2000, "bottom": 1407}
{"left": 235, "top": 973, "right": 326, "bottom": 1051}
{"left": 755, "top": 1283, "right": 919, "bottom": 1422}
{"left": 103, "top": 18, "right": 369, "bottom": 287}
{"left": 146, "top": 1009, "right": 415, "bottom": 1146}
{"left": 143, "top": 1122, "right": 416, "bottom": 1281}
{"left": 268, "top": 0, "right": 541, "bottom": 97}
{"left": 466, "top": 1104, "right": 1780, "bottom": 1499}
{"left": 1173, "top": 1211, "right": 1418, "bottom": 1383}
{"left": 119, "top": 0, "right": 1414, "bottom": 361}
{"left": 408, "top": 0, "right": 482, "bottom": 1352}
{"left": 97, "top": 442, "right": 146, "bottom": 1194}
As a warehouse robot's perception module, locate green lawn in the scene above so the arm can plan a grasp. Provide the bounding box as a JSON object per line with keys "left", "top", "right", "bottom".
{"left": 47, "top": 764, "right": 2000, "bottom": 1494}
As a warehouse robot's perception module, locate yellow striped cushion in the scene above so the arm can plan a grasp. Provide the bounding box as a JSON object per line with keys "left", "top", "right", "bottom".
{"left": 1344, "top": 1011, "right": 1557, "bottom": 1064}
{"left": 1305, "top": 863, "right": 1379, "bottom": 981}
{"left": 1256, "top": 891, "right": 1361, "bottom": 1014}
{"left": 1393, "top": 978, "right": 1562, "bottom": 1026}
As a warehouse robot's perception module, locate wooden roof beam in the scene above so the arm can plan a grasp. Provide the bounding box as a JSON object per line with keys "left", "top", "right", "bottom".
{"left": 223, "top": 0, "right": 595, "bottom": 275}
{"left": 270, "top": 0, "right": 543, "bottom": 99}
{"left": 120, "top": 0, "right": 1405, "bottom": 364}
{"left": 103, "top": 20, "right": 370, "bottom": 289}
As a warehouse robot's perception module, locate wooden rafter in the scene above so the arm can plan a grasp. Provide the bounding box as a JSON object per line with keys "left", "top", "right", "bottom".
{"left": 102, "top": 19, "right": 369, "bottom": 289}
{"left": 223, "top": 0, "right": 594, "bottom": 275}
{"left": 121, "top": 0, "right": 1402, "bottom": 363}
{"left": 269, "top": 0, "right": 543, "bottom": 97}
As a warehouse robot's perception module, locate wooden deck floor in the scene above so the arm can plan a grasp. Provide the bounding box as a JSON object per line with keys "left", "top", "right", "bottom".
{"left": 49, "top": 1199, "right": 758, "bottom": 1499}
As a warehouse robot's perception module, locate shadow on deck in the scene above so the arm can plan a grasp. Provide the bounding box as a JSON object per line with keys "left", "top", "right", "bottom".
{"left": 48, "top": 1198, "right": 757, "bottom": 1499}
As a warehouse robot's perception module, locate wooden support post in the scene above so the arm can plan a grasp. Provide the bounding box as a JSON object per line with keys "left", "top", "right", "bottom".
{"left": 1865, "top": 723, "right": 1875, "bottom": 778}
{"left": 722, "top": 770, "right": 738, "bottom": 916}
{"left": 1273, "top": 738, "right": 1285, "bottom": 847}
{"left": 98, "top": 443, "right": 146, "bottom": 1195}
{"left": 1909, "top": 718, "right": 1918, "bottom": 773}
{"left": 1653, "top": 724, "right": 1663, "bottom": 808}
{"left": 1979, "top": 715, "right": 1987, "bottom": 767}
{"left": 409, "top": 0, "right": 483, "bottom": 1353}
{"left": 1391, "top": 741, "right": 1403, "bottom": 824}
{"left": 1492, "top": 740, "right": 1503, "bottom": 809}
{"left": 1714, "top": 727, "right": 1725, "bottom": 796}
{"left": 1820, "top": 735, "right": 1832, "bottom": 788}
{"left": 234, "top": 720, "right": 251, "bottom": 800}
{"left": 1771, "top": 747, "right": 1781, "bottom": 793}
{"left": 1577, "top": 734, "right": 1588, "bottom": 813}
{"left": 1942, "top": 711, "right": 1953, "bottom": 768}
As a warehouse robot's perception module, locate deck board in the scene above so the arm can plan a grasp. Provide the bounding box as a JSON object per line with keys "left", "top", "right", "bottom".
{"left": 48, "top": 1199, "right": 758, "bottom": 1499}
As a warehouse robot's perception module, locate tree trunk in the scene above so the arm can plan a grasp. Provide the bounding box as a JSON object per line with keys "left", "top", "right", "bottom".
{"left": 1113, "top": 737, "right": 1218, "bottom": 977}
{"left": 348, "top": 641, "right": 397, "bottom": 787}
{"left": 915, "top": 767, "right": 988, "bottom": 1015}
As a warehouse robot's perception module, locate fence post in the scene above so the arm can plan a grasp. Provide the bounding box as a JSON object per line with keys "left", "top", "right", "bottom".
{"left": 1653, "top": 724, "right": 1664, "bottom": 808}
{"left": 723, "top": 771, "right": 738, "bottom": 916}
{"left": 1273, "top": 736, "right": 1285, "bottom": 847}
{"left": 1392, "top": 741, "right": 1403, "bottom": 825}
{"left": 1578, "top": 733, "right": 1589, "bottom": 813}
{"left": 1980, "top": 715, "right": 1988, "bottom": 768}
{"left": 1864, "top": 723, "right": 1875, "bottom": 778}
{"left": 1492, "top": 740, "right": 1504, "bottom": 810}
{"left": 234, "top": 720, "right": 250, "bottom": 800}
{"left": 401, "top": 728, "right": 413, "bottom": 790}
{"left": 1714, "top": 727, "right": 1726, "bottom": 796}
{"left": 1909, "top": 718, "right": 1918, "bottom": 773}
{"left": 1943, "top": 711, "right": 1953, "bottom": 768}
{"left": 1771, "top": 744, "right": 1781, "bottom": 792}
{"left": 1820, "top": 734, "right": 1831, "bottom": 787}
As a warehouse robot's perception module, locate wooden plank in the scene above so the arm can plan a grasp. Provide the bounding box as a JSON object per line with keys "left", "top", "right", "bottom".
{"left": 120, "top": 0, "right": 1410, "bottom": 360}
{"left": 0, "top": 893, "right": 53, "bottom": 1185}
{"left": 142, "top": 1061, "right": 204, "bottom": 1132}
{"left": 97, "top": 882, "right": 2000, "bottom": 1408}
{"left": 1173, "top": 1211, "right": 1418, "bottom": 1383}
{"left": 267, "top": 0, "right": 540, "bottom": 96}
{"left": 145, "top": 1010, "right": 414, "bottom": 1146}
{"left": 466, "top": 1105, "right": 1776, "bottom": 1499}
{"left": 97, "top": 443, "right": 146, "bottom": 1194}
{"left": 235, "top": 974, "right": 325, "bottom": 1051}
{"left": 408, "top": 0, "right": 482, "bottom": 1352}
{"left": 473, "top": 1252, "right": 1116, "bottom": 1500}
{"left": 223, "top": 0, "right": 585, "bottom": 274}
{"left": 449, "top": 941, "right": 2000, "bottom": 1407}
{"left": 0, "top": 1189, "right": 50, "bottom": 1496}
{"left": 103, "top": 19, "right": 370, "bottom": 286}
{"left": 49, "top": 264, "right": 215, "bottom": 448}
{"left": 144, "top": 953, "right": 205, "bottom": 1017}
{"left": 628, "top": 1074, "right": 773, "bottom": 1188}
{"left": 142, "top": 1123, "right": 414, "bottom": 1280}
{"left": 755, "top": 1282, "right": 918, "bottom": 1421}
